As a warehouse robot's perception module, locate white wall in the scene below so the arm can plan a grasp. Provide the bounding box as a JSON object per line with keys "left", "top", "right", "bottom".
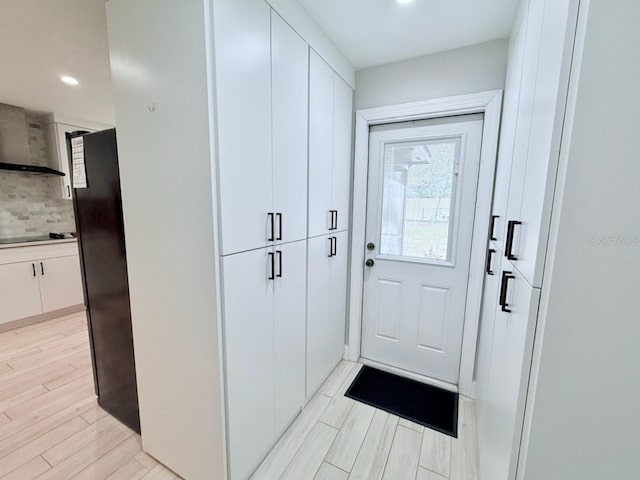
{"left": 519, "top": 0, "right": 640, "bottom": 478}
{"left": 355, "top": 39, "right": 508, "bottom": 110}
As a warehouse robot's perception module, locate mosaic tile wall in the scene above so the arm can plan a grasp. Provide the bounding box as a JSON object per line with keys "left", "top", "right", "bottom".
{"left": 0, "top": 115, "right": 75, "bottom": 240}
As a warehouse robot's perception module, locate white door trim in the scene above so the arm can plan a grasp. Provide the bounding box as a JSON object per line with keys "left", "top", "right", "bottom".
{"left": 347, "top": 90, "right": 503, "bottom": 397}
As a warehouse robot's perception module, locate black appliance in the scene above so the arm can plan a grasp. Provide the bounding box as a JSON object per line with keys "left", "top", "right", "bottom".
{"left": 70, "top": 128, "right": 140, "bottom": 433}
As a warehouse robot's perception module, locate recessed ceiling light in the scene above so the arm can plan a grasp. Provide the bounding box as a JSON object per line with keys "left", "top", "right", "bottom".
{"left": 61, "top": 75, "right": 79, "bottom": 86}
{"left": 396, "top": 0, "right": 415, "bottom": 4}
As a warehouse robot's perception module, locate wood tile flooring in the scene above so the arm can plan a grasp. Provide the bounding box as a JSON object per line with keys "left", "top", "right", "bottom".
{"left": 0, "top": 312, "right": 179, "bottom": 480}
{"left": 1, "top": 313, "right": 480, "bottom": 480}
{"left": 252, "top": 361, "right": 480, "bottom": 480}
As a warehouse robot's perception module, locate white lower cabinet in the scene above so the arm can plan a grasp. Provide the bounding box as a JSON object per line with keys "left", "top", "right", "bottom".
{"left": 222, "top": 239, "right": 307, "bottom": 480}
{"left": 476, "top": 258, "right": 541, "bottom": 480}
{"left": 0, "top": 248, "right": 84, "bottom": 327}
{"left": 306, "top": 231, "right": 349, "bottom": 396}
{"left": 0, "top": 261, "right": 42, "bottom": 324}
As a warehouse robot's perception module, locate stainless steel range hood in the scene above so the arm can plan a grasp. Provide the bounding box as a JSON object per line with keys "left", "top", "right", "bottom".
{"left": 0, "top": 103, "right": 65, "bottom": 176}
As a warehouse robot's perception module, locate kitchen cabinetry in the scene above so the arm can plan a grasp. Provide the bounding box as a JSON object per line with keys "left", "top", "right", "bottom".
{"left": 308, "top": 51, "right": 354, "bottom": 238}
{"left": 0, "top": 242, "right": 84, "bottom": 326}
{"left": 215, "top": 4, "right": 309, "bottom": 255}
{"left": 223, "top": 240, "right": 307, "bottom": 480}
{"left": 491, "top": 0, "right": 577, "bottom": 287}
{"left": 43, "top": 114, "right": 107, "bottom": 200}
{"left": 307, "top": 231, "right": 349, "bottom": 396}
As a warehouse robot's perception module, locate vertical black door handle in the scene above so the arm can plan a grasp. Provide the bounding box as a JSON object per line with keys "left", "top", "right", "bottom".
{"left": 486, "top": 249, "right": 496, "bottom": 275}
{"left": 331, "top": 236, "right": 337, "bottom": 257}
{"left": 333, "top": 210, "right": 338, "bottom": 230}
{"left": 66, "top": 185, "right": 71, "bottom": 198}
{"left": 499, "top": 271, "right": 516, "bottom": 313}
{"left": 40, "top": 262, "right": 44, "bottom": 276}
{"left": 505, "top": 220, "right": 522, "bottom": 260}
{"left": 276, "top": 213, "right": 282, "bottom": 241}
{"left": 490, "top": 215, "right": 499, "bottom": 241}
{"left": 328, "top": 237, "right": 334, "bottom": 257}
{"left": 268, "top": 252, "right": 275, "bottom": 280}
{"left": 267, "top": 213, "right": 274, "bottom": 242}
{"left": 276, "top": 250, "right": 282, "bottom": 278}
{"left": 32, "top": 263, "right": 36, "bottom": 277}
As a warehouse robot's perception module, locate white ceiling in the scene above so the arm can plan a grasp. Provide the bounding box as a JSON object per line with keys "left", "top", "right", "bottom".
{"left": 297, "top": 0, "right": 520, "bottom": 70}
{"left": 0, "top": 0, "right": 114, "bottom": 124}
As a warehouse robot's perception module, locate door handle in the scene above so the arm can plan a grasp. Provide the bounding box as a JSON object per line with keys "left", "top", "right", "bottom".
{"left": 328, "top": 237, "right": 334, "bottom": 258}
{"left": 276, "top": 213, "right": 282, "bottom": 241}
{"left": 32, "top": 263, "right": 36, "bottom": 277}
{"left": 332, "top": 236, "right": 337, "bottom": 256}
{"left": 486, "top": 249, "right": 496, "bottom": 275}
{"left": 268, "top": 252, "right": 275, "bottom": 280}
{"left": 499, "top": 271, "right": 516, "bottom": 313}
{"left": 267, "top": 213, "right": 275, "bottom": 242}
{"left": 505, "top": 220, "right": 522, "bottom": 260}
{"left": 365, "top": 259, "right": 375, "bottom": 267}
{"left": 40, "top": 262, "right": 44, "bottom": 276}
{"left": 276, "top": 250, "right": 282, "bottom": 278}
{"left": 66, "top": 185, "right": 71, "bottom": 198}
{"left": 333, "top": 210, "right": 338, "bottom": 230}
{"left": 490, "top": 215, "right": 499, "bottom": 241}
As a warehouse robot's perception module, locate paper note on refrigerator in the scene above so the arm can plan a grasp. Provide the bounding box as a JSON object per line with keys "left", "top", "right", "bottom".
{"left": 71, "top": 136, "right": 88, "bottom": 188}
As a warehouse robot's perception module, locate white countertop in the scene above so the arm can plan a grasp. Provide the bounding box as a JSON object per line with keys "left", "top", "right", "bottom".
{"left": 0, "top": 237, "right": 78, "bottom": 250}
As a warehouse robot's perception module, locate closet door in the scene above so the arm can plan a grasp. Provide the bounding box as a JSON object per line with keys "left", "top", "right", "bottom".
{"left": 481, "top": 265, "right": 540, "bottom": 480}
{"left": 214, "top": 0, "right": 272, "bottom": 255}
{"left": 308, "top": 51, "right": 335, "bottom": 238}
{"left": 328, "top": 231, "right": 349, "bottom": 359}
{"left": 274, "top": 240, "right": 307, "bottom": 434}
{"left": 505, "top": 0, "right": 577, "bottom": 287}
{"left": 331, "top": 77, "right": 353, "bottom": 233}
{"left": 490, "top": 0, "right": 529, "bottom": 250}
{"left": 222, "top": 247, "right": 275, "bottom": 480}
{"left": 306, "top": 234, "right": 333, "bottom": 395}
{"left": 272, "top": 12, "right": 309, "bottom": 244}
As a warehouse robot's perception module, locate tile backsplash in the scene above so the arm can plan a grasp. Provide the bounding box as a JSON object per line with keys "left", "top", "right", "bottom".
{"left": 0, "top": 115, "right": 75, "bottom": 240}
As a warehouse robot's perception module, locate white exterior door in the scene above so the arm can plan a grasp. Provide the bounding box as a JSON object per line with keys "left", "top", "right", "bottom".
{"left": 38, "top": 255, "right": 84, "bottom": 313}
{"left": 361, "top": 115, "right": 484, "bottom": 384}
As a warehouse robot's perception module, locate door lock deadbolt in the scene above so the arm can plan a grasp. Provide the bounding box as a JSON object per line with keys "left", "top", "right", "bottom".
{"left": 366, "top": 242, "right": 375, "bottom": 251}
{"left": 365, "top": 259, "right": 375, "bottom": 267}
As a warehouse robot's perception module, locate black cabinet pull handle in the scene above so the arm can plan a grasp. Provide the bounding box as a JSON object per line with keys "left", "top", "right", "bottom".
{"left": 499, "top": 271, "right": 516, "bottom": 313}
{"left": 331, "top": 236, "right": 337, "bottom": 257}
{"left": 40, "top": 262, "right": 44, "bottom": 275}
{"left": 267, "top": 213, "right": 274, "bottom": 242}
{"left": 66, "top": 185, "right": 71, "bottom": 198}
{"left": 328, "top": 237, "right": 334, "bottom": 257}
{"left": 268, "top": 252, "right": 275, "bottom": 280}
{"left": 276, "top": 213, "right": 282, "bottom": 241}
{"left": 486, "top": 249, "right": 496, "bottom": 275}
{"left": 490, "top": 215, "right": 499, "bottom": 241}
{"left": 505, "top": 220, "right": 522, "bottom": 260}
{"left": 32, "top": 263, "right": 36, "bottom": 277}
{"left": 276, "top": 250, "right": 282, "bottom": 278}
{"left": 333, "top": 210, "right": 338, "bottom": 230}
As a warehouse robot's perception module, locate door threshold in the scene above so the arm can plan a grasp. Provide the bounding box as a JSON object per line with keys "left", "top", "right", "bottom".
{"left": 359, "top": 358, "right": 459, "bottom": 394}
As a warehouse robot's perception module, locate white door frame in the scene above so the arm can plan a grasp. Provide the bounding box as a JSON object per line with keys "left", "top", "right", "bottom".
{"left": 346, "top": 90, "right": 503, "bottom": 397}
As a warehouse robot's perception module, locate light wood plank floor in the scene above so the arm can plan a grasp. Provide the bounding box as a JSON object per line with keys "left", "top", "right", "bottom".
{"left": 0, "top": 312, "right": 180, "bottom": 480}
{"left": 252, "top": 361, "right": 480, "bottom": 480}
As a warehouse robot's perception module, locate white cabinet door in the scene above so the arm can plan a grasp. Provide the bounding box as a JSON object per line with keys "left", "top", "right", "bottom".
{"left": 479, "top": 263, "right": 540, "bottom": 480}
{"left": 306, "top": 234, "right": 333, "bottom": 395}
{"left": 490, "top": 1, "right": 528, "bottom": 250}
{"left": 308, "top": 51, "right": 335, "bottom": 238}
{"left": 328, "top": 230, "right": 348, "bottom": 360}
{"left": 38, "top": 255, "right": 85, "bottom": 313}
{"left": 0, "top": 261, "right": 42, "bottom": 324}
{"left": 505, "top": 0, "right": 576, "bottom": 287}
{"left": 222, "top": 247, "right": 275, "bottom": 480}
{"left": 331, "top": 77, "right": 353, "bottom": 233}
{"left": 272, "top": 12, "right": 309, "bottom": 245}
{"left": 273, "top": 240, "right": 307, "bottom": 434}
{"left": 214, "top": 0, "right": 273, "bottom": 255}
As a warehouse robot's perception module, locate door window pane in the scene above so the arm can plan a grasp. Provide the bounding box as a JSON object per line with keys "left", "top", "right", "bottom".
{"left": 380, "top": 137, "right": 461, "bottom": 261}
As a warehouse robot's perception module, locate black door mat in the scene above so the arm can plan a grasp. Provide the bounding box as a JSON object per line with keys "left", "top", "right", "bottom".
{"left": 345, "top": 365, "right": 459, "bottom": 438}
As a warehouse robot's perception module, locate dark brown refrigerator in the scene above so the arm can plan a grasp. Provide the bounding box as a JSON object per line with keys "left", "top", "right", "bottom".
{"left": 70, "top": 128, "right": 140, "bottom": 433}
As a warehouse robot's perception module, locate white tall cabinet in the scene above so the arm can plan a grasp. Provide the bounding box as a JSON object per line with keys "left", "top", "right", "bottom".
{"left": 475, "top": 0, "right": 579, "bottom": 478}
{"left": 106, "top": 0, "right": 353, "bottom": 479}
